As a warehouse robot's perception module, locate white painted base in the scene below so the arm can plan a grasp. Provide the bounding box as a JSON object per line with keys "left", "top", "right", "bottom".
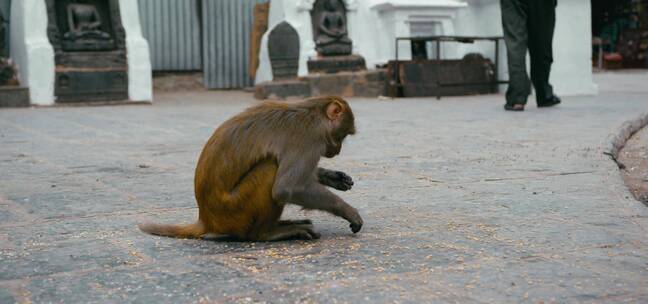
{"left": 119, "top": 0, "right": 153, "bottom": 102}
{"left": 10, "top": 0, "right": 55, "bottom": 105}
{"left": 9, "top": 0, "right": 153, "bottom": 105}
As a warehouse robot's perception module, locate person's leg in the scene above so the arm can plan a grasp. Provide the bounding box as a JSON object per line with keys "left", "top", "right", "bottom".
{"left": 528, "top": 0, "right": 560, "bottom": 106}
{"left": 501, "top": 0, "right": 531, "bottom": 108}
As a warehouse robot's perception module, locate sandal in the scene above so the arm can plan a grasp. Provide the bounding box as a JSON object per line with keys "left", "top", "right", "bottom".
{"left": 504, "top": 104, "right": 525, "bottom": 111}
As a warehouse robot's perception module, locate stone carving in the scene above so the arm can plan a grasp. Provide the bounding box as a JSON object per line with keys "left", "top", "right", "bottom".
{"left": 0, "top": 58, "right": 18, "bottom": 86}
{"left": 311, "top": 0, "right": 352, "bottom": 56}
{"left": 268, "top": 22, "right": 300, "bottom": 79}
{"left": 49, "top": 0, "right": 120, "bottom": 52}
{"left": 0, "top": 11, "right": 18, "bottom": 87}
{"left": 46, "top": 0, "right": 127, "bottom": 65}
{"left": 45, "top": 0, "right": 128, "bottom": 102}
{"left": 63, "top": 3, "right": 111, "bottom": 41}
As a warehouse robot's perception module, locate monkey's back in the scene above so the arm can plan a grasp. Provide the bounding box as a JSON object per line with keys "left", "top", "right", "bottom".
{"left": 193, "top": 103, "right": 309, "bottom": 237}
{"left": 195, "top": 102, "right": 319, "bottom": 190}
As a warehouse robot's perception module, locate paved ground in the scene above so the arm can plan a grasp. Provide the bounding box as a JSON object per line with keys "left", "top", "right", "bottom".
{"left": 1, "top": 71, "right": 647, "bottom": 303}
{"left": 619, "top": 124, "right": 648, "bottom": 205}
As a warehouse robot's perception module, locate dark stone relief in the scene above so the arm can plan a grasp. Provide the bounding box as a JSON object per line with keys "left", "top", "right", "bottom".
{"left": 46, "top": 0, "right": 128, "bottom": 102}
{"left": 311, "top": 0, "right": 352, "bottom": 56}
{"left": 268, "top": 22, "right": 300, "bottom": 79}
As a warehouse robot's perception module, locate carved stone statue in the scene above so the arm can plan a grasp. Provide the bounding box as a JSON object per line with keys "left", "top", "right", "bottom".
{"left": 63, "top": 3, "right": 110, "bottom": 41}
{"left": 312, "top": 0, "right": 352, "bottom": 56}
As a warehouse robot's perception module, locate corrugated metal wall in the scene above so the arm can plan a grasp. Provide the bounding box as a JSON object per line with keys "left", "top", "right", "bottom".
{"left": 138, "top": 0, "right": 202, "bottom": 71}
{"left": 138, "top": 0, "right": 267, "bottom": 88}
{"left": 202, "top": 0, "right": 268, "bottom": 89}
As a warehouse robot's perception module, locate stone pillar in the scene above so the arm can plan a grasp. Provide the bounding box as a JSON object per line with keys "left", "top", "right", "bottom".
{"left": 10, "top": 0, "right": 55, "bottom": 105}
{"left": 118, "top": 0, "right": 152, "bottom": 102}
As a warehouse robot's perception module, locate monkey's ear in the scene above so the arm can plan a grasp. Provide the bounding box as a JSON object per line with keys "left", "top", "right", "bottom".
{"left": 326, "top": 101, "right": 344, "bottom": 121}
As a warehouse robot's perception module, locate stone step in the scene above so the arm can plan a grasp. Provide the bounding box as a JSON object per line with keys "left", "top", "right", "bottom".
{"left": 307, "top": 55, "right": 367, "bottom": 74}
{"left": 0, "top": 86, "right": 30, "bottom": 108}
{"left": 254, "top": 69, "right": 387, "bottom": 100}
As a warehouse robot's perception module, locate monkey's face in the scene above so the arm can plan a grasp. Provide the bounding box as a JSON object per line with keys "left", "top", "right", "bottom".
{"left": 320, "top": 97, "right": 356, "bottom": 158}
{"left": 324, "top": 109, "right": 355, "bottom": 158}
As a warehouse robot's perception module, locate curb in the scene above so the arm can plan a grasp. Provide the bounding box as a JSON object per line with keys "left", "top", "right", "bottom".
{"left": 604, "top": 111, "right": 648, "bottom": 164}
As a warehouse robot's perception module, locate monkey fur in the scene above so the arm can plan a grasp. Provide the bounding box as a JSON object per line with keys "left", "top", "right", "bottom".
{"left": 139, "top": 96, "right": 363, "bottom": 241}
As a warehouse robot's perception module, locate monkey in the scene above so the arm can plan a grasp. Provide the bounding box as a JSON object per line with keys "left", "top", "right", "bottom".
{"left": 138, "top": 96, "right": 363, "bottom": 241}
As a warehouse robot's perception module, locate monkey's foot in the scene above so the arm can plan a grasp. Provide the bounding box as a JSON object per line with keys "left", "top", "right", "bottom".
{"left": 345, "top": 208, "right": 363, "bottom": 234}
{"left": 260, "top": 225, "right": 321, "bottom": 241}
{"left": 350, "top": 222, "right": 362, "bottom": 233}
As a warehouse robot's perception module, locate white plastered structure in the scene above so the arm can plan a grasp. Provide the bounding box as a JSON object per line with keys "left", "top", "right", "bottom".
{"left": 364, "top": 0, "right": 467, "bottom": 66}
{"left": 256, "top": 0, "right": 597, "bottom": 96}
{"left": 118, "top": 0, "right": 153, "bottom": 102}
{"left": 10, "top": 0, "right": 55, "bottom": 105}
{"left": 10, "top": 0, "right": 152, "bottom": 105}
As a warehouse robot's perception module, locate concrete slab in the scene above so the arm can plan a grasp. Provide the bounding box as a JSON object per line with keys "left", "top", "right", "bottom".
{"left": 0, "top": 72, "right": 647, "bottom": 303}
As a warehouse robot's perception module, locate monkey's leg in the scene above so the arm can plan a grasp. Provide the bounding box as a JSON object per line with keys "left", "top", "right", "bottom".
{"left": 194, "top": 158, "right": 284, "bottom": 240}
{"left": 274, "top": 155, "right": 363, "bottom": 234}
{"left": 317, "top": 168, "right": 354, "bottom": 191}
{"left": 275, "top": 182, "right": 363, "bottom": 233}
{"left": 258, "top": 224, "right": 321, "bottom": 241}
{"left": 278, "top": 219, "right": 313, "bottom": 226}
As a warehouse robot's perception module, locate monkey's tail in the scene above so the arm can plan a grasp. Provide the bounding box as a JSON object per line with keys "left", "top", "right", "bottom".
{"left": 138, "top": 221, "right": 206, "bottom": 239}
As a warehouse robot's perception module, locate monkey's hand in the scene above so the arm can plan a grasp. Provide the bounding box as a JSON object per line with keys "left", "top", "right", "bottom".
{"left": 345, "top": 206, "right": 363, "bottom": 234}
{"left": 318, "top": 168, "right": 354, "bottom": 191}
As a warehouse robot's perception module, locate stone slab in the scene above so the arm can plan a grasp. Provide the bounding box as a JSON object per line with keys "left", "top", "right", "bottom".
{"left": 307, "top": 55, "right": 367, "bottom": 74}
{"left": 55, "top": 70, "right": 129, "bottom": 103}
{"left": 254, "top": 69, "right": 387, "bottom": 100}
{"left": 254, "top": 79, "right": 311, "bottom": 100}
{"left": 0, "top": 86, "right": 29, "bottom": 108}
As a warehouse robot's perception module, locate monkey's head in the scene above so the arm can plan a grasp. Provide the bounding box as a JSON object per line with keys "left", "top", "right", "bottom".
{"left": 322, "top": 97, "right": 356, "bottom": 158}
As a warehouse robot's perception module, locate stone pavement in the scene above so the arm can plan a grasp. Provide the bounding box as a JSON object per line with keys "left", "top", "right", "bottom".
{"left": 1, "top": 72, "right": 647, "bottom": 303}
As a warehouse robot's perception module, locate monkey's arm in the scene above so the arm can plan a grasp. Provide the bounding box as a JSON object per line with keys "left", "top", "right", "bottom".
{"left": 273, "top": 155, "right": 363, "bottom": 233}
{"left": 317, "top": 168, "right": 353, "bottom": 191}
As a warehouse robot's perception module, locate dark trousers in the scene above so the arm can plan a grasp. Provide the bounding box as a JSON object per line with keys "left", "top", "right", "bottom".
{"left": 501, "top": 0, "right": 557, "bottom": 105}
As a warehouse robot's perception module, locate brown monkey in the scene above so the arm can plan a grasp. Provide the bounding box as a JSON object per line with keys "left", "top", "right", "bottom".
{"left": 139, "top": 96, "right": 362, "bottom": 241}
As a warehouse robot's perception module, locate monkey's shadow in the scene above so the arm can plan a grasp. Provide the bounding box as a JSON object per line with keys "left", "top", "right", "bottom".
{"left": 200, "top": 230, "right": 357, "bottom": 243}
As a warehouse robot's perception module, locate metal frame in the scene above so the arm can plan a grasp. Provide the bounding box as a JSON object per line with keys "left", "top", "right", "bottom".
{"left": 391, "top": 35, "right": 509, "bottom": 99}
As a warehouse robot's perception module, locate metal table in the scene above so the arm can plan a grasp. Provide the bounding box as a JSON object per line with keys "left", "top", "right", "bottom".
{"left": 391, "top": 35, "right": 509, "bottom": 99}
